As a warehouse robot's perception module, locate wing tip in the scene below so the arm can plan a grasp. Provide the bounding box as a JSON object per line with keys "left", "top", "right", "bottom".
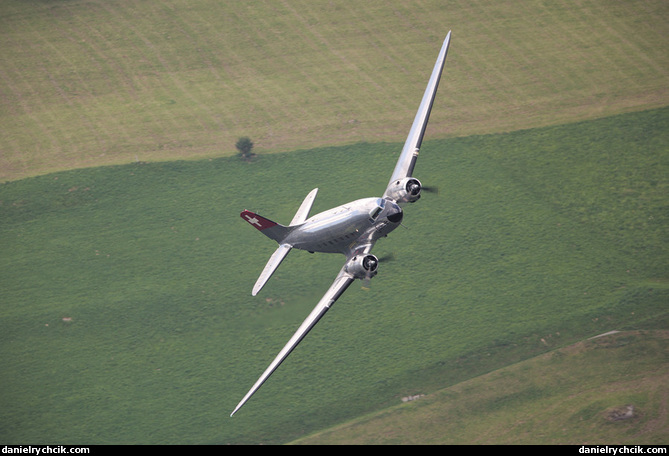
{"left": 230, "top": 399, "right": 246, "bottom": 417}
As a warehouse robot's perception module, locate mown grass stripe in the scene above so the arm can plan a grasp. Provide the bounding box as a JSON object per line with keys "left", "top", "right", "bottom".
{"left": 2, "top": 0, "right": 667, "bottom": 180}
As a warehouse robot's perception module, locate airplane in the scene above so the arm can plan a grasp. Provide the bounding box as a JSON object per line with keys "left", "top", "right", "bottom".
{"left": 231, "top": 31, "right": 452, "bottom": 417}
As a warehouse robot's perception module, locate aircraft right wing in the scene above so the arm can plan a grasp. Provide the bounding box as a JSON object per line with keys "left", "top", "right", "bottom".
{"left": 384, "top": 32, "right": 451, "bottom": 194}
{"left": 230, "top": 266, "right": 355, "bottom": 417}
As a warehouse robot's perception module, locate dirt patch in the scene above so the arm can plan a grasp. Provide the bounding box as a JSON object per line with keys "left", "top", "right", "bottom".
{"left": 605, "top": 404, "right": 637, "bottom": 422}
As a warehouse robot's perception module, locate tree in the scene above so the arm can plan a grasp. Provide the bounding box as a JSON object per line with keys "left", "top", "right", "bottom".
{"left": 235, "top": 137, "right": 255, "bottom": 160}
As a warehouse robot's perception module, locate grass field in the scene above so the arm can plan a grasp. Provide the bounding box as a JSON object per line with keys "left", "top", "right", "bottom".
{"left": 1, "top": 0, "right": 668, "bottom": 181}
{"left": 1, "top": 107, "right": 667, "bottom": 444}
{"left": 1, "top": 0, "right": 668, "bottom": 446}
{"left": 291, "top": 330, "right": 669, "bottom": 445}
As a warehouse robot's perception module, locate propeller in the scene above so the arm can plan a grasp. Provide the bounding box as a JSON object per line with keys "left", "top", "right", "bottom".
{"left": 362, "top": 275, "right": 373, "bottom": 291}
{"left": 422, "top": 185, "right": 439, "bottom": 195}
{"left": 361, "top": 253, "right": 394, "bottom": 290}
{"left": 407, "top": 180, "right": 421, "bottom": 196}
{"left": 376, "top": 253, "right": 396, "bottom": 262}
{"left": 362, "top": 255, "right": 378, "bottom": 271}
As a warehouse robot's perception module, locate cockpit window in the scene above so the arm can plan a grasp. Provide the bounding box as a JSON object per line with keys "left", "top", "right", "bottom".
{"left": 369, "top": 199, "right": 385, "bottom": 221}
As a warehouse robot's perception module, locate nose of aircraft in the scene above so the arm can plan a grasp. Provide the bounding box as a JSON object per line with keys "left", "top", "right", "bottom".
{"left": 386, "top": 201, "right": 403, "bottom": 224}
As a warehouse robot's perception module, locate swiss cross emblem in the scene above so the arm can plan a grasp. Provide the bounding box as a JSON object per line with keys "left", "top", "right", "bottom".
{"left": 241, "top": 210, "right": 276, "bottom": 231}
{"left": 245, "top": 214, "right": 262, "bottom": 227}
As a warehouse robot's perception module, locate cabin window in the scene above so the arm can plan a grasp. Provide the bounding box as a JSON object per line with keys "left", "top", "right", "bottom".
{"left": 369, "top": 199, "right": 385, "bottom": 221}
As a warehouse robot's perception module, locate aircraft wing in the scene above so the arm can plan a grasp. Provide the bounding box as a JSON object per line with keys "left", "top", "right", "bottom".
{"left": 230, "top": 266, "right": 355, "bottom": 416}
{"left": 384, "top": 32, "right": 451, "bottom": 192}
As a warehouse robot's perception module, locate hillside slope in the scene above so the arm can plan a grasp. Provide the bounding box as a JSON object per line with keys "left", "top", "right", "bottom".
{"left": 290, "top": 330, "right": 669, "bottom": 445}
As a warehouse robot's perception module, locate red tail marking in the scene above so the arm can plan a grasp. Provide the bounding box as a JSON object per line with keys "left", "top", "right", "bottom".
{"left": 241, "top": 210, "right": 278, "bottom": 231}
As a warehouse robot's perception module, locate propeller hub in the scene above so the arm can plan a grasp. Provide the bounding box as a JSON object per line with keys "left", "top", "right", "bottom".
{"left": 363, "top": 255, "right": 378, "bottom": 272}
{"left": 408, "top": 180, "right": 421, "bottom": 195}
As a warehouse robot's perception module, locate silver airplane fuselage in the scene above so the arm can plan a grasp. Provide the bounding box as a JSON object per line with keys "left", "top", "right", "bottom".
{"left": 286, "top": 197, "right": 403, "bottom": 255}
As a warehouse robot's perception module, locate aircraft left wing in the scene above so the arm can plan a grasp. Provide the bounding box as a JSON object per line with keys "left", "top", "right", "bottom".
{"left": 230, "top": 267, "right": 355, "bottom": 416}
{"left": 384, "top": 32, "right": 451, "bottom": 194}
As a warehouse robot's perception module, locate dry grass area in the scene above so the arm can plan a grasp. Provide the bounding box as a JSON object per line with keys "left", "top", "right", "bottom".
{"left": 1, "top": 0, "right": 668, "bottom": 181}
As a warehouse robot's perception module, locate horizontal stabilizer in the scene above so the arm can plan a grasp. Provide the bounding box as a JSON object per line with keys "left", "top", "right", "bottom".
{"left": 253, "top": 244, "right": 291, "bottom": 296}
{"left": 290, "top": 188, "right": 318, "bottom": 226}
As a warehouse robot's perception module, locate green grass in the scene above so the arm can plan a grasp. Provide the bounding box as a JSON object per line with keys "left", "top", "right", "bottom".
{"left": 1, "top": 0, "right": 668, "bottom": 181}
{"left": 1, "top": 0, "right": 668, "bottom": 445}
{"left": 290, "top": 330, "right": 669, "bottom": 445}
{"left": 1, "top": 107, "right": 667, "bottom": 444}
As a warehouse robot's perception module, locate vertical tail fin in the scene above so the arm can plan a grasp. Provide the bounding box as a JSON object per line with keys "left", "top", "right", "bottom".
{"left": 240, "top": 210, "right": 293, "bottom": 243}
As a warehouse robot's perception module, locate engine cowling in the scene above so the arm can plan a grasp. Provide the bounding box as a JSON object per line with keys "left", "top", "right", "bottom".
{"left": 385, "top": 177, "right": 422, "bottom": 204}
{"left": 344, "top": 254, "right": 379, "bottom": 279}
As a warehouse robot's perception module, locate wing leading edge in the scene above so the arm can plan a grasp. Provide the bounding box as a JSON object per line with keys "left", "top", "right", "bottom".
{"left": 230, "top": 269, "right": 354, "bottom": 417}
{"left": 384, "top": 31, "right": 451, "bottom": 193}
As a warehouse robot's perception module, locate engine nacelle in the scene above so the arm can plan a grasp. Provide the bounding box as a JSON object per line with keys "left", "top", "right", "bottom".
{"left": 344, "top": 254, "right": 379, "bottom": 280}
{"left": 385, "top": 177, "right": 422, "bottom": 204}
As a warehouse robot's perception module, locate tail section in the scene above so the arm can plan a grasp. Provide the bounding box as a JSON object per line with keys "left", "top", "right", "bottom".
{"left": 252, "top": 244, "right": 291, "bottom": 296}
{"left": 240, "top": 210, "right": 293, "bottom": 243}
{"left": 289, "top": 188, "right": 318, "bottom": 225}
{"left": 241, "top": 188, "right": 319, "bottom": 295}
{"left": 240, "top": 189, "right": 318, "bottom": 243}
